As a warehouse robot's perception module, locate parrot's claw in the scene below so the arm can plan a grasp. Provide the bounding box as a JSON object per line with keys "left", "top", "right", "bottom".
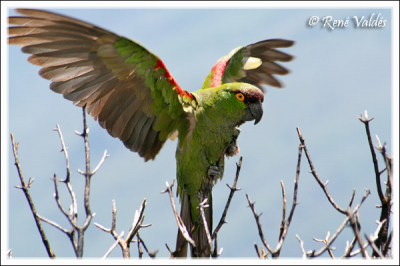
{"left": 208, "top": 165, "right": 222, "bottom": 180}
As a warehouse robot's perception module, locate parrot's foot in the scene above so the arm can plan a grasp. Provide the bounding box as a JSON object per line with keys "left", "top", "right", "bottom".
{"left": 225, "top": 127, "right": 241, "bottom": 157}
{"left": 207, "top": 165, "right": 222, "bottom": 180}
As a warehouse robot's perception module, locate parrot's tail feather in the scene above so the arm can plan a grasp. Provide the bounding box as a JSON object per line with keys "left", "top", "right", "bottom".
{"left": 175, "top": 188, "right": 213, "bottom": 258}
{"left": 175, "top": 189, "right": 190, "bottom": 257}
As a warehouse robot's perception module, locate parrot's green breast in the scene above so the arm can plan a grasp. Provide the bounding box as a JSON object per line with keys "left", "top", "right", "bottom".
{"left": 175, "top": 83, "right": 258, "bottom": 221}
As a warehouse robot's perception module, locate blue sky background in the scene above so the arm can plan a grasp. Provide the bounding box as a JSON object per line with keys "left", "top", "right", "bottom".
{"left": 2, "top": 2, "right": 398, "bottom": 261}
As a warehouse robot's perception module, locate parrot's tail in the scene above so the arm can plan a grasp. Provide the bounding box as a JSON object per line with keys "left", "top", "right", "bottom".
{"left": 175, "top": 188, "right": 213, "bottom": 258}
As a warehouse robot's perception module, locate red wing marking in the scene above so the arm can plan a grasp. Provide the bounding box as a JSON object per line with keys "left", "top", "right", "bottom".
{"left": 154, "top": 58, "right": 194, "bottom": 101}
{"left": 211, "top": 58, "right": 230, "bottom": 87}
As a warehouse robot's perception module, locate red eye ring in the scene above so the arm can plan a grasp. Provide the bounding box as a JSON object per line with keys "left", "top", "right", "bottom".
{"left": 236, "top": 93, "right": 245, "bottom": 101}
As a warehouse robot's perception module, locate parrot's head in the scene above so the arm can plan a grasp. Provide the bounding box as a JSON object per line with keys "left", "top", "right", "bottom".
{"left": 227, "top": 83, "right": 264, "bottom": 126}
{"left": 196, "top": 82, "right": 264, "bottom": 129}
{"left": 235, "top": 86, "right": 264, "bottom": 125}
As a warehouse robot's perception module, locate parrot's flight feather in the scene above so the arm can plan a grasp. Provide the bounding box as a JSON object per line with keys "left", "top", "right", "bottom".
{"left": 201, "top": 39, "right": 294, "bottom": 91}
{"left": 9, "top": 8, "right": 196, "bottom": 161}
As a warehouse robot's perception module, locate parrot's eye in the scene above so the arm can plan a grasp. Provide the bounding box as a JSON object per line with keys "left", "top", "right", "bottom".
{"left": 236, "top": 93, "right": 245, "bottom": 101}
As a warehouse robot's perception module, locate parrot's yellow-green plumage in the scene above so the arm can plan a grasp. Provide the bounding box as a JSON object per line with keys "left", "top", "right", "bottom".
{"left": 8, "top": 9, "right": 294, "bottom": 257}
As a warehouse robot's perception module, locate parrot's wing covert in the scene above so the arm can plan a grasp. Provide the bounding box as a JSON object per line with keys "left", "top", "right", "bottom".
{"left": 201, "top": 39, "right": 294, "bottom": 91}
{"left": 8, "top": 9, "right": 196, "bottom": 161}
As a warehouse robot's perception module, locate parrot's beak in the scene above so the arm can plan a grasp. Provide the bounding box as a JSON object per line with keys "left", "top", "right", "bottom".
{"left": 242, "top": 101, "right": 263, "bottom": 125}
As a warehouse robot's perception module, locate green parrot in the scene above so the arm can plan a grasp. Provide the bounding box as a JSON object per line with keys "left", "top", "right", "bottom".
{"left": 8, "top": 9, "right": 294, "bottom": 257}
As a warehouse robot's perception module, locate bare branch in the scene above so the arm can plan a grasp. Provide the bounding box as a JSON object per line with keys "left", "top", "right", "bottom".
{"left": 137, "top": 232, "right": 158, "bottom": 258}
{"left": 53, "top": 124, "right": 71, "bottom": 183}
{"left": 343, "top": 237, "right": 358, "bottom": 258}
{"left": 308, "top": 189, "right": 371, "bottom": 258}
{"left": 7, "top": 249, "right": 12, "bottom": 259}
{"left": 94, "top": 222, "right": 112, "bottom": 233}
{"left": 102, "top": 231, "right": 124, "bottom": 259}
{"left": 76, "top": 106, "right": 94, "bottom": 257}
{"left": 297, "top": 128, "right": 347, "bottom": 214}
{"left": 126, "top": 198, "right": 148, "bottom": 244}
{"left": 365, "top": 233, "right": 383, "bottom": 258}
{"left": 313, "top": 231, "right": 335, "bottom": 259}
{"left": 95, "top": 198, "right": 152, "bottom": 258}
{"left": 279, "top": 181, "right": 287, "bottom": 241}
{"left": 51, "top": 174, "right": 77, "bottom": 227}
{"left": 254, "top": 243, "right": 261, "bottom": 258}
{"left": 358, "top": 112, "right": 392, "bottom": 257}
{"left": 295, "top": 235, "right": 306, "bottom": 259}
{"left": 37, "top": 214, "right": 69, "bottom": 234}
{"left": 348, "top": 189, "right": 356, "bottom": 208}
{"left": 346, "top": 218, "right": 387, "bottom": 258}
{"left": 161, "top": 179, "right": 196, "bottom": 247}
{"left": 10, "top": 133, "right": 56, "bottom": 258}
{"left": 212, "top": 156, "right": 243, "bottom": 239}
{"left": 81, "top": 106, "right": 92, "bottom": 220}
{"left": 111, "top": 199, "right": 117, "bottom": 234}
{"left": 198, "top": 198, "right": 214, "bottom": 255}
{"left": 246, "top": 194, "right": 274, "bottom": 254}
{"left": 357, "top": 111, "right": 385, "bottom": 203}
{"left": 91, "top": 150, "right": 109, "bottom": 175}
{"left": 247, "top": 130, "right": 302, "bottom": 258}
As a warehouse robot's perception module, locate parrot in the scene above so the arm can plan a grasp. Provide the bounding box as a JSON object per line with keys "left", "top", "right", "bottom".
{"left": 8, "top": 9, "right": 294, "bottom": 257}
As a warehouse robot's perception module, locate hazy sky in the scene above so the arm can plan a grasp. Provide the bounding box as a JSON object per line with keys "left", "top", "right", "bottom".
{"left": 2, "top": 2, "right": 398, "bottom": 261}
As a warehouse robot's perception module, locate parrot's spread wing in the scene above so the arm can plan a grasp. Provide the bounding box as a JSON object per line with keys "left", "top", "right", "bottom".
{"left": 202, "top": 39, "right": 294, "bottom": 91}
{"left": 9, "top": 9, "right": 196, "bottom": 161}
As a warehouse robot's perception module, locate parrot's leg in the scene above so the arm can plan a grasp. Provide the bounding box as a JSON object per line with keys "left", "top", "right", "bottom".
{"left": 225, "top": 127, "right": 241, "bottom": 157}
